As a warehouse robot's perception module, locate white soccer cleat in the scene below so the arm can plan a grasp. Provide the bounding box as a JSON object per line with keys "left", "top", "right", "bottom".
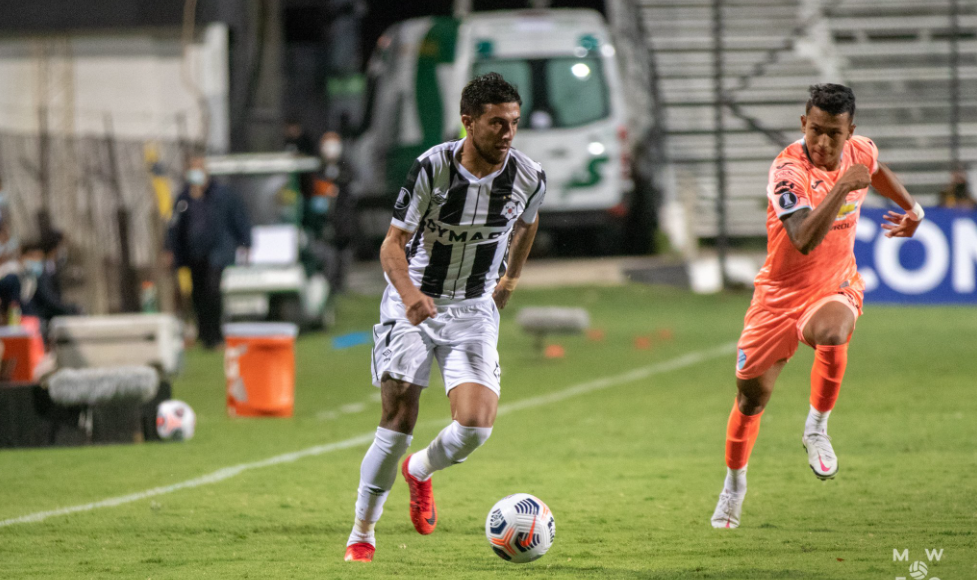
{"left": 710, "top": 489, "right": 745, "bottom": 529}
{"left": 802, "top": 432, "right": 839, "bottom": 480}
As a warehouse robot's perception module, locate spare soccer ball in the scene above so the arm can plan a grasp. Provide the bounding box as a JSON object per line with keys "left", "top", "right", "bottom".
{"left": 156, "top": 400, "right": 196, "bottom": 441}
{"left": 485, "top": 493, "right": 555, "bottom": 563}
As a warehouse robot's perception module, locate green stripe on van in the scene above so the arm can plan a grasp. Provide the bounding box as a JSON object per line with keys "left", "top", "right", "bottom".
{"left": 385, "top": 17, "right": 460, "bottom": 193}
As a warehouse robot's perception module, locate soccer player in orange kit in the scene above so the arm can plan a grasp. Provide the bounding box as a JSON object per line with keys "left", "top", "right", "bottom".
{"left": 710, "top": 84, "right": 926, "bottom": 529}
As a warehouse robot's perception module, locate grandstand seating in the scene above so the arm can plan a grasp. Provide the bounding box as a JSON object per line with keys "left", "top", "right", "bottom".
{"left": 638, "top": 0, "right": 977, "bottom": 237}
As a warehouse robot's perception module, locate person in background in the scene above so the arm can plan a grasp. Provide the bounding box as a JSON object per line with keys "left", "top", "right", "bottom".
{"left": 938, "top": 168, "right": 976, "bottom": 209}
{"left": 3, "top": 239, "right": 45, "bottom": 323}
{"left": 164, "top": 153, "right": 252, "bottom": 349}
{"left": 284, "top": 120, "right": 317, "bottom": 157}
{"left": 29, "top": 230, "right": 80, "bottom": 324}
{"left": 316, "top": 131, "right": 356, "bottom": 293}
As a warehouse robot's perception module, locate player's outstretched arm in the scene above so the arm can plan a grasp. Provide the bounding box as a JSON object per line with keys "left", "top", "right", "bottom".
{"left": 782, "top": 164, "right": 871, "bottom": 255}
{"left": 380, "top": 225, "right": 437, "bottom": 325}
{"left": 493, "top": 217, "right": 539, "bottom": 310}
{"left": 872, "top": 162, "right": 924, "bottom": 238}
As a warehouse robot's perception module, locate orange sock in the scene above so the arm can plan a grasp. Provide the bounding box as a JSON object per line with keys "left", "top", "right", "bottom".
{"left": 725, "top": 400, "right": 764, "bottom": 470}
{"left": 810, "top": 343, "right": 848, "bottom": 412}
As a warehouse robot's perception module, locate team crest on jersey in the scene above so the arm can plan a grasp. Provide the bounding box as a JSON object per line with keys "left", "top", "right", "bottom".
{"left": 501, "top": 200, "right": 521, "bottom": 221}
{"left": 431, "top": 187, "right": 447, "bottom": 206}
{"left": 395, "top": 187, "right": 412, "bottom": 211}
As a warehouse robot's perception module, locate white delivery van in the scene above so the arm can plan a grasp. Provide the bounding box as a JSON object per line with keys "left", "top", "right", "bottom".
{"left": 351, "top": 9, "right": 642, "bottom": 252}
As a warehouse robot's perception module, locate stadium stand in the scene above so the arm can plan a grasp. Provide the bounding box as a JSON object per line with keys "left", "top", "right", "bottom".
{"left": 638, "top": 0, "right": 977, "bottom": 237}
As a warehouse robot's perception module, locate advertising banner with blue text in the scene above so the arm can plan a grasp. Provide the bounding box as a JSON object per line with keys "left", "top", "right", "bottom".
{"left": 855, "top": 208, "right": 977, "bottom": 304}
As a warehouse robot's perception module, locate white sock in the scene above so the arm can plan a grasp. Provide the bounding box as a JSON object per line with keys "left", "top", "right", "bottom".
{"left": 724, "top": 467, "right": 747, "bottom": 496}
{"left": 805, "top": 406, "right": 831, "bottom": 436}
{"left": 408, "top": 421, "right": 492, "bottom": 481}
{"left": 352, "top": 427, "right": 412, "bottom": 535}
{"left": 346, "top": 519, "right": 376, "bottom": 547}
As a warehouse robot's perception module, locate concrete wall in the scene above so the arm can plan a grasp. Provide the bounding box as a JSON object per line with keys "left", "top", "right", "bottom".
{"left": 0, "top": 23, "right": 228, "bottom": 148}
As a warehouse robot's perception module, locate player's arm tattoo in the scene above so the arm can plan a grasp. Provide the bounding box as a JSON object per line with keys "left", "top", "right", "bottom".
{"left": 780, "top": 167, "right": 865, "bottom": 255}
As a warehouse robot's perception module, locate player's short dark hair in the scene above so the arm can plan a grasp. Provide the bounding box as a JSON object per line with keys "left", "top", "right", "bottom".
{"left": 806, "top": 83, "right": 856, "bottom": 119}
{"left": 460, "top": 72, "right": 522, "bottom": 118}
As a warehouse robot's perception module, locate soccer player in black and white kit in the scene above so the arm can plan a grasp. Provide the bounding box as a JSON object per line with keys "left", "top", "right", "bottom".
{"left": 344, "top": 73, "right": 546, "bottom": 563}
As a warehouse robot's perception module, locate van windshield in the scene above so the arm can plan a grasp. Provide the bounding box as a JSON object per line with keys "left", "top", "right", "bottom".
{"left": 472, "top": 56, "right": 609, "bottom": 129}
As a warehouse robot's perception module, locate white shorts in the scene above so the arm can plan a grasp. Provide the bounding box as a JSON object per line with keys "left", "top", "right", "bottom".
{"left": 370, "top": 285, "right": 502, "bottom": 396}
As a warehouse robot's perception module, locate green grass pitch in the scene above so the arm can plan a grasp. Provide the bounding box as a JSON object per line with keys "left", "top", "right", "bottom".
{"left": 1, "top": 285, "right": 974, "bottom": 579}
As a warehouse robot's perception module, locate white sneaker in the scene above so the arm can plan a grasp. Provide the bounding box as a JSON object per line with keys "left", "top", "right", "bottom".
{"left": 710, "top": 489, "right": 745, "bottom": 529}
{"left": 802, "top": 432, "right": 839, "bottom": 480}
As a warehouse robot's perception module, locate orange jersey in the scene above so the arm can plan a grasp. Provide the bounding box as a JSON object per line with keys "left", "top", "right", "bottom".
{"left": 752, "top": 135, "right": 879, "bottom": 312}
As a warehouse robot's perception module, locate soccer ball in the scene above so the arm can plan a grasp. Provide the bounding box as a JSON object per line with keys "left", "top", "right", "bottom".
{"left": 485, "top": 493, "right": 555, "bottom": 563}
{"left": 156, "top": 400, "right": 196, "bottom": 441}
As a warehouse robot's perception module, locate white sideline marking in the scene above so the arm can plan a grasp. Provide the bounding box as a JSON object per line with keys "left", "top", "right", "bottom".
{"left": 316, "top": 399, "right": 374, "bottom": 421}
{"left": 0, "top": 341, "right": 735, "bottom": 528}
{"left": 495, "top": 342, "right": 735, "bottom": 418}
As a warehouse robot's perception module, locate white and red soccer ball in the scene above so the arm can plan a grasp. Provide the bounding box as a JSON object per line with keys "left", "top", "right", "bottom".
{"left": 485, "top": 493, "right": 555, "bottom": 563}
{"left": 156, "top": 400, "right": 196, "bottom": 441}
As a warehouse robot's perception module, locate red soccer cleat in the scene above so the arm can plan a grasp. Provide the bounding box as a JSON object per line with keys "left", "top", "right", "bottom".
{"left": 344, "top": 542, "right": 375, "bottom": 562}
{"left": 402, "top": 454, "right": 437, "bottom": 535}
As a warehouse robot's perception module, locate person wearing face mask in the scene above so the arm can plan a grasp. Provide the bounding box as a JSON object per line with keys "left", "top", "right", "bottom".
{"left": 23, "top": 230, "right": 80, "bottom": 328}
{"left": 164, "top": 153, "right": 252, "bottom": 349}
{"left": 313, "top": 131, "right": 355, "bottom": 293}
{"left": 2, "top": 239, "right": 45, "bottom": 324}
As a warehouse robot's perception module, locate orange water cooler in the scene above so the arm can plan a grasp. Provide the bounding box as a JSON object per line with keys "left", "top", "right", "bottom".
{"left": 0, "top": 317, "right": 46, "bottom": 382}
{"left": 223, "top": 323, "right": 298, "bottom": 417}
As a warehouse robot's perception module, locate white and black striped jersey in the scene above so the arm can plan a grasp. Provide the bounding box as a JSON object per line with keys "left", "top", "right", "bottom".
{"left": 391, "top": 138, "right": 546, "bottom": 300}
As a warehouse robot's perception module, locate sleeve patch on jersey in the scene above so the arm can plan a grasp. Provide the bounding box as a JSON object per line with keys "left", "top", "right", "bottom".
{"left": 778, "top": 191, "right": 799, "bottom": 210}
{"left": 502, "top": 200, "right": 521, "bottom": 221}
{"left": 394, "top": 187, "right": 412, "bottom": 212}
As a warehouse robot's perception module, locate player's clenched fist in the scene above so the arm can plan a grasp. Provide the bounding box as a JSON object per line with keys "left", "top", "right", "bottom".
{"left": 839, "top": 164, "right": 871, "bottom": 192}
{"left": 492, "top": 275, "right": 519, "bottom": 311}
{"left": 404, "top": 292, "right": 437, "bottom": 325}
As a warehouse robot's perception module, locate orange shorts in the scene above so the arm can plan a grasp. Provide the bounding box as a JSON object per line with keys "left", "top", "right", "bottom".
{"left": 735, "top": 287, "right": 863, "bottom": 380}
